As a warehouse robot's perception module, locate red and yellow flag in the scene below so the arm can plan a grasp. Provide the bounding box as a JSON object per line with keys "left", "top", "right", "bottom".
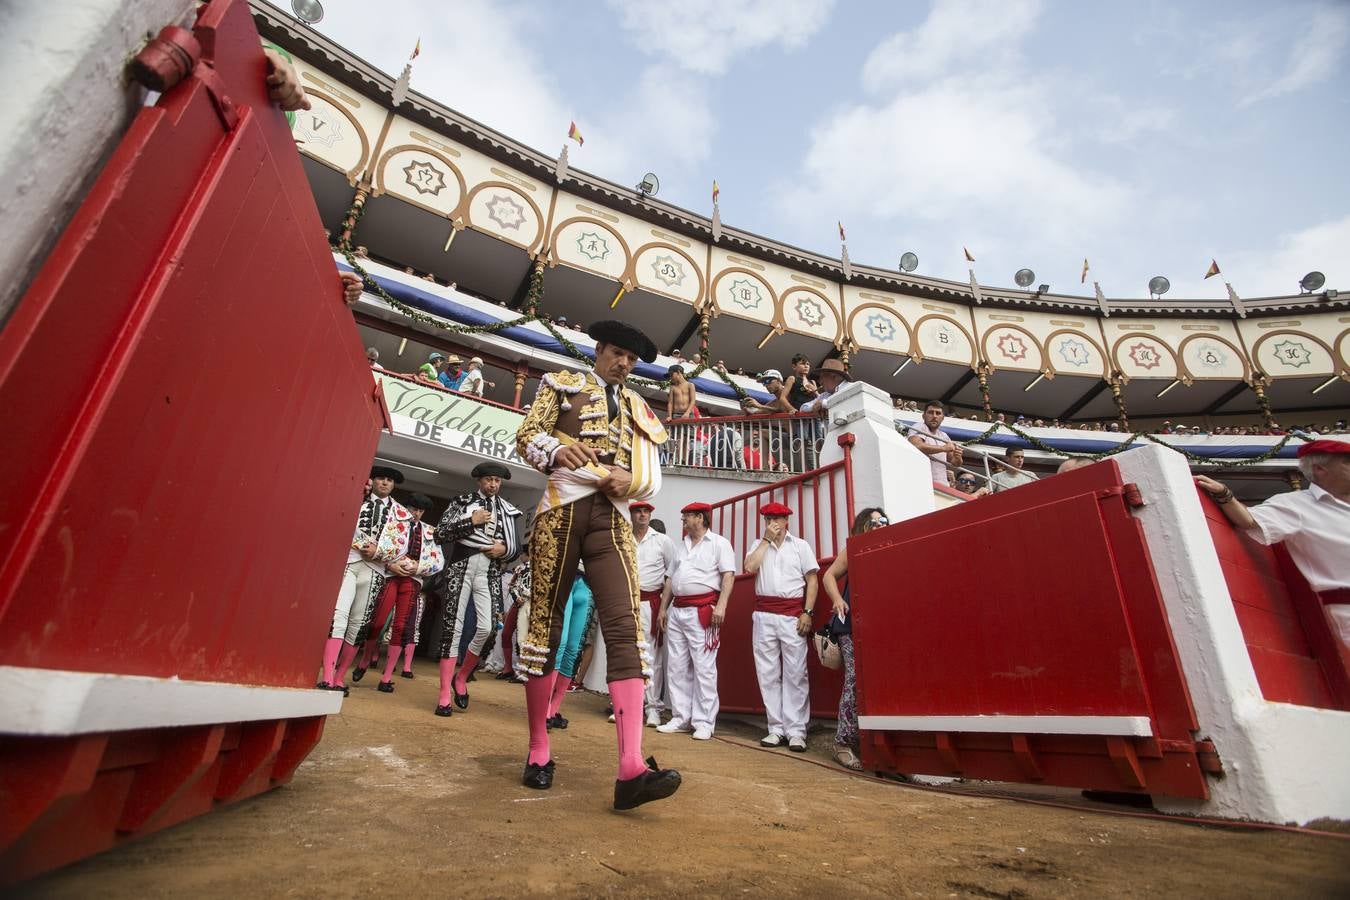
{"left": 1204, "top": 259, "right": 1221, "bottom": 279}
{"left": 1080, "top": 258, "right": 1090, "bottom": 283}
{"left": 410, "top": 38, "right": 421, "bottom": 61}
{"left": 567, "top": 121, "right": 584, "bottom": 146}
{"left": 838, "top": 221, "right": 847, "bottom": 242}
{"left": 712, "top": 180, "right": 720, "bottom": 204}
{"left": 964, "top": 246, "right": 975, "bottom": 262}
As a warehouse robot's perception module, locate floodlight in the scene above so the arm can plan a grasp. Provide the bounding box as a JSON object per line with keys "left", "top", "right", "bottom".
{"left": 291, "top": 0, "right": 324, "bottom": 24}
{"left": 1014, "top": 268, "right": 1035, "bottom": 288}
{"left": 1300, "top": 271, "right": 1325, "bottom": 293}
{"left": 1037, "top": 283, "right": 1050, "bottom": 294}
{"left": 636, "top": 173, "right": 660, "bottom": 198}
{"left": 899, "top": 252, "right": 919, "bottom": 273}
{"left": 1148, "top": 276, "right": 1170, "bottom": 298}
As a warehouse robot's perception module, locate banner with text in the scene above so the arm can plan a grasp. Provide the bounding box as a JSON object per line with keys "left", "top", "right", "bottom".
{"left": 377, "top": 373, "right": 526, "bottom": 466}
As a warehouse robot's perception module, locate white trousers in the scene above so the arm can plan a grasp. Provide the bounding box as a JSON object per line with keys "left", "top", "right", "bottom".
{"left": 751, "top": 610, "right": 810, "bottom": 739}
{"left": 639, "top": 600, "right": 666, "bottom": 712}
{"left": 331, "top": 560, "right": 384, "bottom": 643}
{"left": 450, "top": 552, "right": 493, "bottom": 658}
{"left": 665, "top": 605, "right": 719, "bottom": 732}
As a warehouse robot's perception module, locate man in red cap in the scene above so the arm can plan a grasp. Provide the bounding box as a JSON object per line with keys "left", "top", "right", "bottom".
{"left": 514, "top": 320, "right": 680, "bottom": 810}
{"left": 743, "top": 502, "right": 819, "bottom": 751}
{"left": 658, "top": 501, "right": 736, "bottom": 740}
{"left": 631, "top": 500, "right": 676, "bottom": 726}
{"left": 1196, "top": 438, "right": 1350, "bottom": 647}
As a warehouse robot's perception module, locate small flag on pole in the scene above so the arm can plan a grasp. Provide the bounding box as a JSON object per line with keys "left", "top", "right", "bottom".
{"left": 567, "top": 121, "right": 584, "bottom": 146}
{"left": 1080, "top": 258, "right": 1090, "bottom": 283}
{"left": 1204, "top": 259, "right": 1221, "bottom": 279}
{"left": 838, "top": 221, "right": 847, "bottom": 242}
{"left": 410, "top": 38, "right": 421, "bottom": 61}
{"left": 964, "top": 247, "right": 975, "bottom": 262}
{"left": 712, "top": 180, "right": 720, "bottom": 204}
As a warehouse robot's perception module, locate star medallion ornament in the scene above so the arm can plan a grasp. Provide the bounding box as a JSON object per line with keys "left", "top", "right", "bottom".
{"left": 485, "top": 194, "right": 526, "bottom": 230}
{"left": 403, "top": 160, "right": 446, "bottom": 196}
{"left": 576, "top": 231, "right": 611, "bottom": 261}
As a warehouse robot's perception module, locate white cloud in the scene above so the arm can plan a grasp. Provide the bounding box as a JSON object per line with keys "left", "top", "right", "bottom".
{"left": 582, "top": 66, "right": 716, "bottom": 178}
{"left": 603, "top": 0, "right": 836, "bottom": 75}
{"left": 1241, "top": 5, "right": 1350, "bottom": 105}
{"left": 1212, "top": 214, "right": 1350, "bottom": 298}
{"left": 861, "top": 0, "right": 1043, "bottom": 92}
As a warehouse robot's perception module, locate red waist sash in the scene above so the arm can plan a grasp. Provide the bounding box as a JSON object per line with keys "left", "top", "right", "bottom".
{"left": 1320, "top": 588, "right": 1350, "bottom": 605}
{"left": 641, "top": 589, "right": 663, "bottom": 644}
{"left": 755, "top": 595, "right": 803, "bottom": 617}
{"left": 675, "top": 591, "right": 719, "bottom": 632}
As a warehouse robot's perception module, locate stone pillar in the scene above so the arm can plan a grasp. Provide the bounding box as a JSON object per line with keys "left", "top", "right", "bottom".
{"left": 819, "top": 380, "right": 934, "bottom": 525}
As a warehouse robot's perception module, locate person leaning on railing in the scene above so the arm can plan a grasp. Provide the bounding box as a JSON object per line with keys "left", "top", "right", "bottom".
{"left": 1195, "top": 438, "right": 1350, "bottom": 649}
{"left": 820, "top": 507, "right": 891, "bottom": 772}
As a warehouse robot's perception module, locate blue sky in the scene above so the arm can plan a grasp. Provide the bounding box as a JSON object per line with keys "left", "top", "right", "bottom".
{"left": 307, "top": 0, "right": 1349, "bottom": 300}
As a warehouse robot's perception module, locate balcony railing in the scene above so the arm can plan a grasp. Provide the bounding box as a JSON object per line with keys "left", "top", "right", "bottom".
{"left": 662, "top": 411, "right": 826, "bottom": 475}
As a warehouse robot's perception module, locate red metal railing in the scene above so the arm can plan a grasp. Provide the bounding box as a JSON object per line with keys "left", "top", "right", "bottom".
{"left": 706, "top": 434, "right": 855, "bottom": 563}
{"left": 664, "top": 409, "right": 825, "bottom": 474}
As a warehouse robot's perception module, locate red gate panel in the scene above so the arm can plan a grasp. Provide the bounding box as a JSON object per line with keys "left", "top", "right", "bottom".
{"left": 0, "top": 0, "right": 379, "bottom": 882}
{"left": 849, "top": 461, "right": 1211, "bottom": 798}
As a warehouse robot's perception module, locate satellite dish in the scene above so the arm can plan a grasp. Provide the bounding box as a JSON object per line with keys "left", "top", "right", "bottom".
{"left": 636, "top": 173, "right": 660, "bottom": 198}
{"left": 1148, "top": 275, "right": 1170, "bottom": 298}
{"left": 1300, "top": 271, "right": 1326, "bottom": 293}
{"left": 1014, "top": 268, "right": 1036, "bottom": 288}
{"left": 898, "top": 252, "right": 919, "bottom": 273}
{"left": 291, "top": 0, "right": 325, "bottom": 24}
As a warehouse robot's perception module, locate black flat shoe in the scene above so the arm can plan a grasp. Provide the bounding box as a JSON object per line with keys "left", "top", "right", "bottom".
{"left": 400, "top": 670, "right": 414, "bottom": 679}
{"left": 522, "top": 759, "right": 556, "bottom": 789}
{"left": 546, "top": 714, "right": 569, "bottom": 731}
{"left": 315, "top": 680, "right": 331, "bottom": 690}
{"left": 453, "top": 685, "right": 470, "bottom": 710}
{"left": 495, "top": 671, "right": 513, "bottom": 680}
{"left": 614, "top": 757, "right": 681, "bottom": 811}
{"left": 351, "top": 666, "right": 367, "bottom": 683}
{"left": 434, "top": 704, "right": 453, "bottom": 717}
{"left": 377, "top": 681, "right": 394, "bottom": 693}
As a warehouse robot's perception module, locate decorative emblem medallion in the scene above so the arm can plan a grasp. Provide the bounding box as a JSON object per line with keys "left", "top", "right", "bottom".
{"left": 402, "top": 160, "right": 446, "bottom": 196}
{"left": 1271, "top": 339, "right": 1312, "bottom": 369}
{"left": 1128, "top": 341, "right": 1161, "bottom": 370}
{"left": 932, "top": 323, "right": 955, "bottom": 347}
{"left": 1057, "top": 337, "right": 1091, "bottom": 368}
{"left": 1193, "top": 341, "right": 1228, "bottom": 370}
{"left": 996, "top": 333, "right": 1029, "bottom": 362}
{"left": 728, "top": 278, "right": 763, "bottom": 311}
{"left": 576, "top": 231, "right": 611, "bottom": 262}
{"left": 296, "top": 109, "right": 343, "bottom": 148}
{"left": 793, "top": 295, "right": 826, "bottom": 328}
{"left": 864, "top": 313, "right": 896, "bottom": 343}
{"left": 485, "top": 193, "right": 526, "bottom": 230}
{"left": 650, "top": 255, "right": 686, "bottom": 288}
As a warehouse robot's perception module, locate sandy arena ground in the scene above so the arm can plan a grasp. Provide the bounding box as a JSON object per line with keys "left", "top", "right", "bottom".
{"left": 18, "top": 671, "right": 1350, "bottom": 898}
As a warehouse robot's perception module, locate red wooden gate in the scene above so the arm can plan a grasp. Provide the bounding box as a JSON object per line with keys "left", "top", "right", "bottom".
{"left": 0, "top": 0, "right": 381, "bottom": 882}
{"left": 849, "top": 461, "right": 1217, "bottom": 798}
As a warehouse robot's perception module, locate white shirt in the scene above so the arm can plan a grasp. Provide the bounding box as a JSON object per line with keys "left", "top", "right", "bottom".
{"left": 635, "top": 527, "right": 677, "bottom": 592}
{"left": 671, "top": 530, "right": 736, "bottom": 596}
{"left": 460, "top": 367, "right": 485, "bottom": 396}
{"left": 752, "top": 532, "right": 819, "bottom": 598}
{"left": 909, "top": 421, "right": 953, "bottom": 483}
{"left": 991, "top": 468, "right": 1038, "bottom": 492}
{"left": 1245, "top": 484, "right": 1350, "bottom": 592}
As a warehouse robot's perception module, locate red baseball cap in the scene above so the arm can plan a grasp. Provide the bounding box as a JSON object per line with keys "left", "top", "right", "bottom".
{"left": 760, "top": 502, "right": 793, "bottom": 517}
{"left": 1296, "top": 438, "right": 1350, "bottom": 457}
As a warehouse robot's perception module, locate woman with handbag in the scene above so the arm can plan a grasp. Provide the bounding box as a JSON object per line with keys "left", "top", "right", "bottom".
{"left": 819, "top": 507, "right": 889, "bottom": 771}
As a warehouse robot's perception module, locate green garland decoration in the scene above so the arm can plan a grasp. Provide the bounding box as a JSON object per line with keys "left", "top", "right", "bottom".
{"left": 896, "top": 419, "right": 1300, "bottom": 467}
{"left": 332, "top": 197, "right": 752, "bottom": 403}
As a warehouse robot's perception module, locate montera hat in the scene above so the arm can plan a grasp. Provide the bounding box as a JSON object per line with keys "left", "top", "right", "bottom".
{"left": 760, "top": 502, "right": 793, "bottom": 517}
{"left": 587, "top": 320, "right": 659, "bottom": 363}
{"left": 1296, "top": 438, "right": 1350, "bottom": 457}
{"left": 811, "top": 358, "right": 853, "bottom": 381}
{"left": 370, "top": 465, "right": 405, "bottom": 484}
{"left": 405, "top": 493, "right": 434, "bottom": 511}
{"left": 471, "top": 461, "right": 512, "bottom": 480}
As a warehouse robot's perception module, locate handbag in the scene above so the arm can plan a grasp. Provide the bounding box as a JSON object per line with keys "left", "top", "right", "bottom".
{"left": 813, "top": 626, "right": 843, "bottom": 670}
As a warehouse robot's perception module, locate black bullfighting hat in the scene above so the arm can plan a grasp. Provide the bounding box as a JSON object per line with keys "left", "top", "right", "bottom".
{"left": 370, "top": 465, "right": 405, "bottom": 483}
{"left": 471, "top": 461, "right": 512, "bottom": 480}
{"left": 405, "top": 493, "right": 434, "bottom": 510}
{"left": 587, "top": 320, "right": 659, "bottom": 363}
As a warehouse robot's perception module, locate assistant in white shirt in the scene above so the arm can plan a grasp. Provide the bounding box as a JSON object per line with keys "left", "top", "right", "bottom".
{"left": 1245, "top": 483, "right": 1350, "bottom": 593}
{"left": 751, "top": 532, "right": 819, "bottom": 598}
{"left": 636, "top": 527, "right": 677, "bottom": 593}
{"left": 671, "top": 531, "right": 737, "bottom": 596}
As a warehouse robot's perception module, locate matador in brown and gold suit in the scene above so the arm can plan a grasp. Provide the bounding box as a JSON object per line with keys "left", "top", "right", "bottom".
{"left": 514, "top": 320, "right": 682, "bottom": 810}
